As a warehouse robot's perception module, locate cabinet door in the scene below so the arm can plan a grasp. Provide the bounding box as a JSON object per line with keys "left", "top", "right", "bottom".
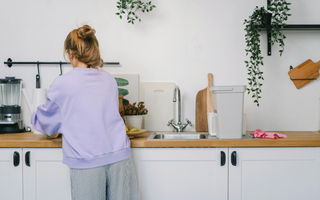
{"left": 132, "top": 148, "right": 228, "bottom": 200}
{"left": 0, "top": 148, "right": 23, "bottom": 200}
{"left": 229, "top": 147, "right": 320, "bottom": 200}
{"left": 23, "top": 148, "right": 72, "bottom": 200}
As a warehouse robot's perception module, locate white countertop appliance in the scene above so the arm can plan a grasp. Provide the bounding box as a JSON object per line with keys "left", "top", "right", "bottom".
{"left": 0, "top": 77, "right": 25, "bottom": 133}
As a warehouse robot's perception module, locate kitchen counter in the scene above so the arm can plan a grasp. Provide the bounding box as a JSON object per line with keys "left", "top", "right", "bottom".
{"left": 1, "top": 131, "right": 320, "bottom": 148}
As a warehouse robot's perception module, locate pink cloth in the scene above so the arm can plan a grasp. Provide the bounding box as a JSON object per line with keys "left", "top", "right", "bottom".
{"left": 250, "top": 129, "right": 287, "bottom": 139}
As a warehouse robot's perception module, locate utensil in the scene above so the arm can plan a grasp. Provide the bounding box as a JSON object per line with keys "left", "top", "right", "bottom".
{"left": 288, "top": 59, "right": 320, "bottom": 89}
{"left": 207, "top": 73, "right": 214, "bottom": 113}
{"left": 22, "top": 88, "right": 47, "bottom": 134}
{"left": 195, "top": 73, "right": 213, "bottom": 132}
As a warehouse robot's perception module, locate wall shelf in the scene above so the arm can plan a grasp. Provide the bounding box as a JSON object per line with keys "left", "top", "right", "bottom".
{"left": 265, "top": 0, "right": 320, "bottom": 56}
{"left": 262, "top": 25, "right": 320, "bottom": 56}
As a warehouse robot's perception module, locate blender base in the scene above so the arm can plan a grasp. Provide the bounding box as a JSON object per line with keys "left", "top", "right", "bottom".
{"left": 0, "top": 123, "right": 25, "bottom": 134}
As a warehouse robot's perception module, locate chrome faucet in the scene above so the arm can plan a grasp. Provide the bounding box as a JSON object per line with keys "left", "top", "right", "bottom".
{"left": 167, "top": 86, "right": 192, "bottom": 132}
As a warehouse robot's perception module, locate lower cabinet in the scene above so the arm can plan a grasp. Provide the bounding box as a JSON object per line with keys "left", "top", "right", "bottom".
{"left": 131, "top": 148, "right": 228, "bottom": 200}
{"left": 0, "top": 148, "right": 23, "bottom": 200}
{"left": 1, "top": 147, "right": 320, "bottom": 200}
{"left": 0, "top": 148, "right": 72, "bottom": 200}
{"left": 132, "top": 147, "right": 320, "bottom": 200}
{"left": 229, "top": 147, "right": 320, "bottom": 200}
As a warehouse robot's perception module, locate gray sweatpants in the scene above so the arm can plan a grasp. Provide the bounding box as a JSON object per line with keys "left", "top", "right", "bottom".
{"left": 70, "top": 157, "right": 140, "bottom": 200}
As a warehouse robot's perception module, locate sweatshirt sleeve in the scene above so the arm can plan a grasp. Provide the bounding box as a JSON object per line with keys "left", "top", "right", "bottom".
{"left": 31, "top": 98, "right": 62, "bottom": 136}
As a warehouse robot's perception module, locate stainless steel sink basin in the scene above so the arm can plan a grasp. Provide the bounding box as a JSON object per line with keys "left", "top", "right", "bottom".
{"left": 146, "top": 132, "right": 210, "bottom": 140}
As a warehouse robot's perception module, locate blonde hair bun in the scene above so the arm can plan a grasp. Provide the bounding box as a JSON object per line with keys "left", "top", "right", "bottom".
{"left": 77, "top": 25, "right": 96, "bottom": 40}
{"left": 64, "top": 25, "right": 102, "bottom": 68}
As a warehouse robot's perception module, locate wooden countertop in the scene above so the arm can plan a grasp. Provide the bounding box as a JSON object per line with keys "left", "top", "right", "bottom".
{"left": 0, "top": 132, "right": 62, "bottom": 148}
{"left": 1, "top": 131, "right": 320, "bottom": 148}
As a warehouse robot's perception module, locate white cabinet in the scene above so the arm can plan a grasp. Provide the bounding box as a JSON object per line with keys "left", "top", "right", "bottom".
{"left": 0, "top": 148, "right": 71, "bottom": 200}
{"left": 132, "top": 147, "right": 320, "bottom": 200}
{"left": 132, "top": 148, "right": 228, "bottom": 200}
{"left": 23, "top": 148, "right": 72, "bottom": 200}
{"left": 2, "top": 147, "right": 320, "bottom": 200}
{"left": 0, "top": 148, "right": 23, "bottom": 200}
{"left": 229, "top": 147, "right": 320, "bottom": 200}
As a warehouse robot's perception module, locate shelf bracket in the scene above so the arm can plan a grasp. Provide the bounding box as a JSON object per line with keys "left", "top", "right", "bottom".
{"left": 267, "top": 29, "right": 272, "bottom": 56}
{"left": 267, "top": 0, "right": 272, "bottom": 56}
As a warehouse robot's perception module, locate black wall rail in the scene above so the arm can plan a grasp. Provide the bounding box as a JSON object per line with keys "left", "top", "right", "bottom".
{"left": 4, "top": 58, "right": 120, "bottom": 67}
{"left": 4, "top": 58, "right": 120, "bottom": 88}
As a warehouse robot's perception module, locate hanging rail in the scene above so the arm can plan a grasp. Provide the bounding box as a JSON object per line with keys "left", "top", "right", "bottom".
{"left": 4, "top": 58, "right": 120, "bottom": 67}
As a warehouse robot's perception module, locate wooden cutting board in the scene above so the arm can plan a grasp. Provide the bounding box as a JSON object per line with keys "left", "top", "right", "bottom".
{"left": 288, "top": 59, "right": 320, "bottom": 89}
{"left": 195, "top": 73, "right": 213, "bottom": 132}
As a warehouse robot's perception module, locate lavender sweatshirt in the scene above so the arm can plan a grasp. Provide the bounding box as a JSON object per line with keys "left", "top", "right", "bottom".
{"left": 31, "top": 67, "right": 131, "bottom": 169}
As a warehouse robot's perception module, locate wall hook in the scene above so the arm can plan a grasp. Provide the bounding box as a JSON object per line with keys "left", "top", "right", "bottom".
{"left": 59, "top": 61, "right": 63, "bottom": 76}
{"left": 36, "top": 61, "right": 40, "bottom": 88}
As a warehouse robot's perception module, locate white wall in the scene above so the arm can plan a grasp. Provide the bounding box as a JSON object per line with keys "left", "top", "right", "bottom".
{"left": 1, "top": 0, "right": 320, "bottom": 132}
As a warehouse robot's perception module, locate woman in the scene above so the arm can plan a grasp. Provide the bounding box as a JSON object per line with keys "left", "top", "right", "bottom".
{"left": 31, "top": 25, "right": 140, "bottom": 200}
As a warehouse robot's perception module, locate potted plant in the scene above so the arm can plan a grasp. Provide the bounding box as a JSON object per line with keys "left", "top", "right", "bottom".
{"left": 121, "top": 101, "right": 148, "bottom": 129}
{"left": 244, "top": 0, "right": 291, "bottom": 106}
{"left": 116, "top": 0, "right": 156, "bottom": 24}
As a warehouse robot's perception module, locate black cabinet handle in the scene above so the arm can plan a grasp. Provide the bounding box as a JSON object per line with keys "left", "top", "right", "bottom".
{"left": 13, "top": 151, "right": 20, "bottom": 167}
{"left": 231, "top": 151, "right": 237, "bottom": 166}
{"left": 220, "top": 151, "right": 226, "bottom": 166}
{"left": 25, "top": 151, "right": 31, "bottom": 167}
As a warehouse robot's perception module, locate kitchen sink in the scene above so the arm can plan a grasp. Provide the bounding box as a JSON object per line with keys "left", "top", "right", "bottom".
{"left": 146, "top": 132, "right": 211, "bottom": 140}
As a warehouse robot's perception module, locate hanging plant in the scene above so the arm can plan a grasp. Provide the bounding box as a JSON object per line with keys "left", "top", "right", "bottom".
{"left": 268, "top": 0, "right": 291, "bottom": 55}
{"left": 244, "top": 0, "right": 291, "bottom": 107}
{"left": 116, "top": 0, "right": 156, "bottom": 24}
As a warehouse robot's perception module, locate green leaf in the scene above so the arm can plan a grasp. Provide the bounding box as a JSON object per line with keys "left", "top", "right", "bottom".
{"left": 122, "top": 98, "right": 129, "bottom": 106}
{"left": 118, "top": 88, "right": 129, "bottom": 96}
{"left": 115, "top": 78, "right": 129, "bottom": 86}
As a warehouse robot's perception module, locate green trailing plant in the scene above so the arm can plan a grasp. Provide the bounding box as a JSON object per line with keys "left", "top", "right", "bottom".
{"left": 116, "top": 0, "right": 156, "bottom": 24}
{"left": 244, "top": 0, "right": 291, "bottom": 107}
{"left": 268, "top": 0, "right": 291, "bottom": 55}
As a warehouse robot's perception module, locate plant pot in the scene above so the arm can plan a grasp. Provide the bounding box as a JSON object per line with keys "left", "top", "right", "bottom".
{"left": 124, "top": 115, "right": 144, "bottom": 129}
{"left": 262, "top": 12, "right": 272, "bottom": 27}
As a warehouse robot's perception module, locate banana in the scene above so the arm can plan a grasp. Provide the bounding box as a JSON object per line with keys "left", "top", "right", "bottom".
{"left": 129, "top": 128, "right": 139, "bottom": 132}
{"left": 126, "top": 125, "right": 139, "bottom": 132}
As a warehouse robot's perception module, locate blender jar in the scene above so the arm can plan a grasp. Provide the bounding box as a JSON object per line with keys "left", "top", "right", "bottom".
{"left": 0, "top": 77, "right": 22, "bottom": 107}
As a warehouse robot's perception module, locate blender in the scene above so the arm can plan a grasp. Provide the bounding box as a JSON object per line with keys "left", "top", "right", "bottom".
{"left": 0, "top": 77, "right": 25, "bottom": 133}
